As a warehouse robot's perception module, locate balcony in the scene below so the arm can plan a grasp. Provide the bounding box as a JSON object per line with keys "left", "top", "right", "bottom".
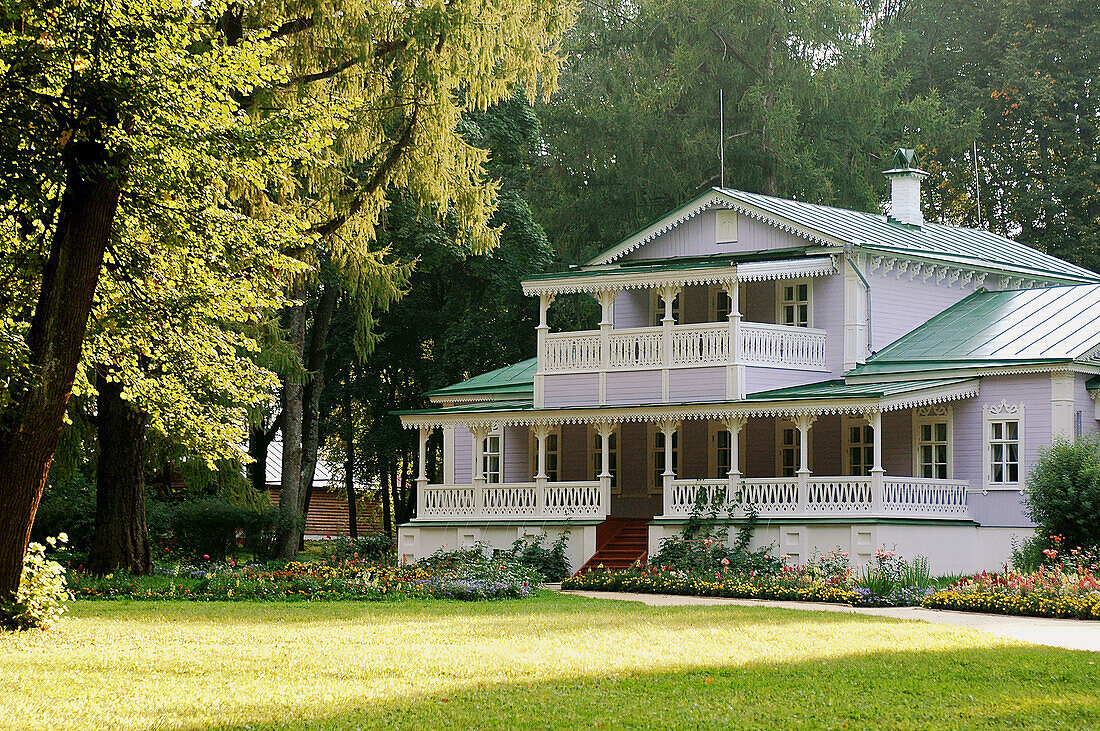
{"left": 663, "top": 476, "right": 971, "bottom": 521}
{"left": 542, "top": 321, "right": 827, "bottom": 374}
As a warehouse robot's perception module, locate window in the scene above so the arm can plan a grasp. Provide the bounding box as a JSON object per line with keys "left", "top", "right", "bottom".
{"left": 989, "top": 420, "right": 1020, "bottom": 485}
{"left": 591, "top": 428, "right": 619, "bottom": 492}
{"left": 483, "top": 430, "right": 502, "bottom": 484}
{"left": 984, "top": 401, "right": 1024, "bottom": 490}
{"left": 779, "top": 426, "right": 800, "bottom": 477}
{"left": 779, "top": 280, "right": 810, "bottom": 327}
{"left": 710, "top": 421, "right": 747, "bottom": 479}
{"left": 716, "top": 429, "right": 732, "bottom": 478}
{"left": 650, "top": 427, "right": 679, "bottom": 493}
{"left": 529, "top": 428, "right": 560, "bottom": 482}
{"left": 651, "top": 292, "right": 680, "bottom": 326}
{"left": 715, "top": 289, "right": 733, "bottom": 322}
{"left": 843, "top": 419, "right": 874, "bottom": 476}
{"left": 918, "top": 422, "right": 949, "bottom": 479}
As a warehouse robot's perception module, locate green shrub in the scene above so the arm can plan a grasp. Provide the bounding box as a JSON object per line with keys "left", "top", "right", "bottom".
{"left": 168, "top": 500, "right": 291, "bottom": 561}
{"left": 323, "top": 534, "right": 396, "bottom": 565}
{"left": 1, "top": 535, "right": 71, "bottom": 631}
{"left": 509, "top": 532, "right": 570, "bottom": 581}
{"left": 31, "top": 474, "right": 96, "bottom": 550}
{"left": 1025, "top": 436, "right": 1100, "bottom": 552}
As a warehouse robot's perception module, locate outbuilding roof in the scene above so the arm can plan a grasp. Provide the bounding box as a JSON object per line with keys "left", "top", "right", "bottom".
{"left": 586, "top": 188, "right": 1100, "bottom": 284}
{"left": 853, "top": 285, "right": 1100, "bottom": 376}
{"left": 425, "top": 358, "right": 537, "bottom": 402}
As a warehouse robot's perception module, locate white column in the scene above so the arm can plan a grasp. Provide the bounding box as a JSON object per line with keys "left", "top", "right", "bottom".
{"left": 471, "top": 425, "right": 489, "bottom": 485}
{"left": 597, "top": 289, "right": 617, "bottom": 406}
{"left": 660, "top": 286, "right": 678, "bottom": 402}
{"left": 535, "top": 293, "right": 554, "bottom": 408}
{"left": 866, "top": 409, "right": 884, "bottom": 514}
{"left": 442, "top": 426, "right": 455, "bottom": 484}
{"left": 597, "top": 422, "right": 614, "bottom": 516}
{"left": 532, "top": 424, "right": 549, "bottom": 482}
{"left": 843, "top": 256, "right": 868, "bottom": 372}
{"left": 725, "top": 278, "right": 744, "bottom": 400}
{"left": 416, "top": 426, "right": 429, "bottom": 489}
{"left": 660, "top": 419, "right": 679, "bottom": 490}
{"left": 724, "top": 416, "right": 746, "bottom": 508}
{"left": 793, "top": 414, "right": 816, "bottom": 512}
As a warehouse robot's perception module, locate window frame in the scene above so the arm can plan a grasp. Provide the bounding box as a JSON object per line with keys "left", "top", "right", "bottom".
{"left": 647, "top": 425, "right": 679, "bottom": 494}
{"left": 709, "top": 420, "right": 747, "bottom": 479}
{"left": 776, "top": 279, "right": 812, "bottom": 328}
{"left": 912, "top": 406, "right": 953, "bottom": 480}
{"left": 588, "top": 426, "right": 620, "bottom": 494}
{"left": 528, "top": 426, "right": 561, "bottom": 483}
{"left": 984, "top": 401, "right": 1024, "bottom": 491}
{"left": 775, "top": 421, "right": 809, "bottom": 477}
{"left": 482, "top": 428, "right": 503, "bottom": 484}
{"left": 841, "top": 416, "right": 875, "bottom": 477}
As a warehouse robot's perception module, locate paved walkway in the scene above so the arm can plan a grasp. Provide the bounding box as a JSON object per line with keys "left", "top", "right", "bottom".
{"left": 556, "top": 588, "right": 1100, "bottom": 652}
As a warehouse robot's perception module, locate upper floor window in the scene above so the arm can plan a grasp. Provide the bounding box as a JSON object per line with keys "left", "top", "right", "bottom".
{"left": 779, "top": 281, "right": 810, "bottom": 328}
{"left": 651, "top": 292, "right": 680, "bottom": 326}
{"left": 483, "top": 429, "right": 502, "bottom": 484}
{"left": 984, "top": 401, "right": 1024, "bottom": 490}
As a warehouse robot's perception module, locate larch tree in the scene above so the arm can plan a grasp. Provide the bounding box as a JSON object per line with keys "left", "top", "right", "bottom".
{"left": 0, "top": 0, "right": 326, "bottom": 598}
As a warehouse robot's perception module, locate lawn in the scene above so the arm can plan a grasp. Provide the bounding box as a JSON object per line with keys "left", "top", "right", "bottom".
{"left": 2, "top": 593, "right": 1098, "bottom": 729}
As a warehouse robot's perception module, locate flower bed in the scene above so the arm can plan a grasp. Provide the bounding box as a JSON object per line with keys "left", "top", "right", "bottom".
{"left": 70, "top": 549, "right": 544, "bottom": 602}
{"left": 922, "top": 565, "right": 1100, "bottom": 620}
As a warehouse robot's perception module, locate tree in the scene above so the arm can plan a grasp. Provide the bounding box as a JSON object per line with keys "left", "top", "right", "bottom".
{"left": 222, "top": 0, "right": 575, "bottom": 558}
{"left": 0, "top": 0, "right": 322, "bottom": 597}
{"left": 529, "top": 0, "right": 957, "bottom": 262}
{"left": 1025, "top": 437, "right": 1100, "bottom": 553}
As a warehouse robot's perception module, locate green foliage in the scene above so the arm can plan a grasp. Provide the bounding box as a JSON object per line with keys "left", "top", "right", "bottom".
{"left": 32, "top": 474, "right": 97, "bottom": 551}
{"left": 415, "top": 543, "right": 545, "bottom": 597}
{"left": 166, "top": 500, "right": 292, "bottom": 562}
{"left": 322, "top": 535, "right": 396, "bottom": 566}
{"left": 509, "top": 532, "right": 571, "bottom": 582}
{"left": 0, "top": 535, "right": 70, "bottom": 631}
{"left": 1024, "top": 436, "right": 1100, "bottom": 552}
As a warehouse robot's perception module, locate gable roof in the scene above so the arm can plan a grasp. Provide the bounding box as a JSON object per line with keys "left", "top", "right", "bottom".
{"left": 852, "top": 285, "right": 1100, "bottom": 377}
{"left": 586, "top": 188, "right": 1100, "bottom": 285}
{"left": 425, "top": 358, "right": 537, "bottom": 402}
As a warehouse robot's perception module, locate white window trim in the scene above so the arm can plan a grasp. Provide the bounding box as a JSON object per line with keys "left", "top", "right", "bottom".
{"left": 775, "top": 420, "right": 810, "bottom": 476}
{"left": 775, "top": 278, "right": 812, "bottom": 328}
{"left": 647, "top": 424, "right": 678, "bottom": 494}
{"left": 983, "top": 401, "right": 1024, "bottom": 492}
{"left": 912, "top": 405, "right": 953, "bottom": 480}
{"left": 708, "top": 419, "right": 746, "bottom": 479}
{"left": 587, "top": 425, "right": 620, "bottom": 494}
{"left": 528, "top": 426, "right": 561, "bottom": 482}
{"left": 483, "top": 428, "right": 504, "bottom": 484}
{"left": 841, "top": 416, "right": 874, "bottom": 477}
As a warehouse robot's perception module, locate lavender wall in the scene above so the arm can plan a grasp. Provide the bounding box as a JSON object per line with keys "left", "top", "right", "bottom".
{"left": 504, "top": 426, "right": 529, "bottom": 483}
{"left": 613, "top": 289, "right": 650, "bottom": 329}
{"left": 669, "top": 366, "right": 726, "bottom": 402}
{"left": 544, "top": 372, "right": 600, "bottom": 408}
{"left": 1075, "top": 374, "right": 1099, "bottom": 439}
{"left": 606, "top": 370, "right": 663, "bottom": 405}
{"left": 620, "top": 211, "right": 807, "bottom": 262}
{"left": 954, "top": 374, "right": 1051, "bottom": 527}
{"left": 744, "top": 366, "right": 830, "bottom": 395}
{"left": 454, "top": 427, "right": 472, "bottom": 483}
{"left": 869, "top": 267, "right": 978, "bottom": 352}
{"left": 813, "top": 272, "right": 847, "bottom": 378}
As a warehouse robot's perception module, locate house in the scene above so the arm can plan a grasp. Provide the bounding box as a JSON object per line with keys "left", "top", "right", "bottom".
{"left": 395, "top": 150, "right": 1100, "bottom": 574}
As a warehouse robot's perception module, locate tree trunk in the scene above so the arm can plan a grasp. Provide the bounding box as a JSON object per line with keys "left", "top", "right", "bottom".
{"left": 0, "top": 139, "right": 121, "bottom": 599}
{"left": 297, "top": 281, "right": 338, "bottom": 543}
{"left": 380, "top": 464, "right": 393, "bottom": 536}
{"left": 87, "top": 374, "right": 152, "bottom": 576}
{"left": 344, "top": 382, "right": 358, "bottom": 539}
{"left": 248, "top": 411, "right": 282, "bottom": 497}
{"left": 274, "top": 301, "right": 306, "bottom": 559}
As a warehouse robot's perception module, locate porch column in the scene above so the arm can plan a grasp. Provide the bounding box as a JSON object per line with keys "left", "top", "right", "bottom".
{"left": 659, "top": 285, "right": 679, "bottom": 402}
{"left": 532, "top": 423, "right": 549, "bottom": 483}
{"left": 793, "top": 414, "right": 816, "bottom": 512}
{"left": 416, "top": 426, "right": 429, "bottom": 491}
{"left": 724, "top": 278, "right": 745, "bottom": 400}
{"left": 865, "top": 409, "right": 884, "bottom": 514}
{"left": 660, "top": 419, "right": 679, "bottom": 489}
{"left": 534, "top": 293, "right": 554, "bottom": 408}
{"left": 596, "top": 422, "right": 615, "bottom": 516}
{"left": 724, "top": 416, "right": 747, "bottom": 507}
{"left": 596, "top": 289, "right": 617, "bottom": 405}
{"left": 471, "top": 425, "right": 489, "bottom": 485}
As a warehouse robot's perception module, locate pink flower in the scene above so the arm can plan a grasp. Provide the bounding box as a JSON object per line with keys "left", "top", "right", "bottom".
{"left": 721, "top": 557, "right": 730, "bottom": 565}
{"left": 203, "top": 554, "right": 210, "bottom": 560}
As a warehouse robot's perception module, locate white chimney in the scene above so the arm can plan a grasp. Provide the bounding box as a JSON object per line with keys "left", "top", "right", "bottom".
{"left": 884, "top": 148, "right": 928, "bottom": 228}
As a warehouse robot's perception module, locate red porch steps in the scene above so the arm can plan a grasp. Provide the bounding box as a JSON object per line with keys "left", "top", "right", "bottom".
{"left": 576, "top": 518, "right": 649, "bottom": 574}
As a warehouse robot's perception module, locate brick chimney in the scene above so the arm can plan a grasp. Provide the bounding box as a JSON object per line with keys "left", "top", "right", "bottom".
{"left": 884, "top": 148, "right": 928, "bottom": 228}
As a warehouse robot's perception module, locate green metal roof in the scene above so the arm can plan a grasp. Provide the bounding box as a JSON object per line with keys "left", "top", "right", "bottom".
{"left": 425, "top": 358, "right": 536, "bottom": 401}
{"left": 526, "top": 247, "right": 813, "bottom": 282}
{"left": 854, "top": 285, "right": 1100, "bottom": 376}
{"left": 586, "top": 187, "right": 1100, "bottom": 284}
{"left": 744, "top": 378, "right": 975, "bottom": 402}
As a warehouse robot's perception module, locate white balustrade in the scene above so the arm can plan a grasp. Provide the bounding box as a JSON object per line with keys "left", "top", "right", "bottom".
{"left": 417, "top": 481, "right": 606, "bottom": 521}
{"left": 740, "top": 323, "right": 827, "bottom": 370}
{"left": 542, "top": 322, "right": 827, "bottom": 374}
{"left": 882, "top": 477, "right": 970, "bottom": 517}
{"left": 662, "top": 476, "right": 969, "bottom": 520}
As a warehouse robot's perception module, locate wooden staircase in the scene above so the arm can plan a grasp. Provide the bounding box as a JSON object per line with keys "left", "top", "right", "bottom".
{"left": 576, "top": 518, "right": 649, "bottom": 574}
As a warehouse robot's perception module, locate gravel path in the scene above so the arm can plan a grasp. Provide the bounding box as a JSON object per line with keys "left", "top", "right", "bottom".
{"left": 556, "top": 588, "right": 1100, "bottom": 652}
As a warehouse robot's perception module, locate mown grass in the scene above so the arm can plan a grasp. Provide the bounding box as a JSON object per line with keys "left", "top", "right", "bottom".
{"left": 2, "top": 593, "right": 1098, "bottom": 729}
